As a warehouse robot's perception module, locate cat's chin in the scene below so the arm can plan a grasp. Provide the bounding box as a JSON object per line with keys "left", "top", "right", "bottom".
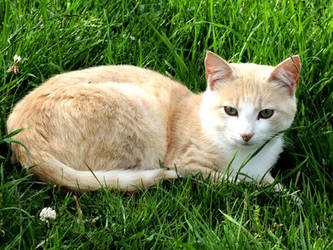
{"left": 231, "top": 141, "right": 261, "bottom": 150}
{"left": 238, "top": 142, "right": 257, "bottom": 148}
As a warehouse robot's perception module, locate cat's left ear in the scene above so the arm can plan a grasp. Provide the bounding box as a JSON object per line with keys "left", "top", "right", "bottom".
{"left": 268, "top": 55, "right": 301, "bottom": 95}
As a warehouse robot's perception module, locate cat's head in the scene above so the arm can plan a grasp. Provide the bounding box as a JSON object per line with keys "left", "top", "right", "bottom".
{"left": 200, "top": 51, "right": 301, "bottom": 149}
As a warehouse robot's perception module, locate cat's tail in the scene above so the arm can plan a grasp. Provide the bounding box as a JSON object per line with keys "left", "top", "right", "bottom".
{"left": 31, "top": 156, "right": 178, "bottom": 192}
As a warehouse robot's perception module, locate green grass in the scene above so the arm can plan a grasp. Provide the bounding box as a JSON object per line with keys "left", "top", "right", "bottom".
{"left": 1, "top": 0, "right": 332, "bottom": 248}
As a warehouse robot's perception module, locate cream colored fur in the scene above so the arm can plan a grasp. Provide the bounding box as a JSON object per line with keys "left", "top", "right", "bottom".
{"left": 7, "top": 51, "right": 301, "bottom": 192}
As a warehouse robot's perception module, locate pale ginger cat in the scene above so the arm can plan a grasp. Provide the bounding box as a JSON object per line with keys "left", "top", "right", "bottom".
{"left": 7, "top": 51, "right": 301, "bottom": 192}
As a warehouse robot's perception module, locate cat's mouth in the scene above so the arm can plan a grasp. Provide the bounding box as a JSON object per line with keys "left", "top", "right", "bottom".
{"left": 229, "top": 139, "right": 256, "bottom": 148}
{"left": 229, "top": 140, "right": 256, "bottom": 148}
{"left": 239, "top": 141, "right": 255, "bottom": 147}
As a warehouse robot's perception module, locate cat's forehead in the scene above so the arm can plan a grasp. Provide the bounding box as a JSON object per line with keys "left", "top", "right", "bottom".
{"left": 207, "top": 62, "right": 295, "bottom": 109}
{"left": 217, "top": 76, "right": 286, "bottom": 108}
{"left": 229, "top": 63, "right": 274, "bottom": 80}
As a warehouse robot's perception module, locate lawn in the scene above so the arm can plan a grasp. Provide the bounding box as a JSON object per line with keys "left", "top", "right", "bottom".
{"left": 0, "top": 0, "right": 332, "bottom": 248}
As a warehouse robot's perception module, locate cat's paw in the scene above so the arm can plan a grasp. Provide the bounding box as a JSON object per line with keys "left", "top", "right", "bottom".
{"left": 272, "top": 183, "right": 303, "bottom": 205}
{"left": 287, "top": 191, "right": 303, "bottom": 205}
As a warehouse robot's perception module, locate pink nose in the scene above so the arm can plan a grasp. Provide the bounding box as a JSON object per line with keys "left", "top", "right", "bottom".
{"left": 241, "top": 133, "right": 254, "bottom": 142}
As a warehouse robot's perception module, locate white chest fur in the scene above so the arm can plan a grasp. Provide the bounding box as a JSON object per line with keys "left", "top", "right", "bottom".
{"left": 224, "top": 136, "right": 284, "bottom": 181}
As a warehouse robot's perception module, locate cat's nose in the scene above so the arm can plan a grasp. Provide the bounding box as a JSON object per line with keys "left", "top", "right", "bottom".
{"left": 241, "top": 133, "right": 254, "bottom": 142}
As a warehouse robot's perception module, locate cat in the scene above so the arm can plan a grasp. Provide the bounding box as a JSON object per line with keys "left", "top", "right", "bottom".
{"left": 7, "top": 51, "right": 301, "bottom": 193}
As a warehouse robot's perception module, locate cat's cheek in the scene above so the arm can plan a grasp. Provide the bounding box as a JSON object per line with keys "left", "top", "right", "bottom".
{"left": 255, "top": 120, "right": 281, "bottom": 143}
{"left": 279, "top": 114, "right": 296, "bottom": 130}
{"left": 223, "top": 118, "right": 243, "bottom": 144}
{"left": 262, "top": 113, "right": 293, "bottom": 134}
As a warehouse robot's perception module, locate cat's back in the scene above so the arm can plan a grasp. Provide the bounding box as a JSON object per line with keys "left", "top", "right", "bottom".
{"left": 32, "top": 65, "right": 191, "bottom": 110}
{"left": 9, "top": 64, "right": 190, "bottom": 120}
{"left": 46, "top": 65, "right": 182, "bottom": 90}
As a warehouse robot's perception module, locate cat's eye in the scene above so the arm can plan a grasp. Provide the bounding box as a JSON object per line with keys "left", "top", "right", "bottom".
{"left": 224, "top": 106, "right": 238, "bottom": 116}
{"left": 258, "top": 109, "right": 274, "bottom": 119}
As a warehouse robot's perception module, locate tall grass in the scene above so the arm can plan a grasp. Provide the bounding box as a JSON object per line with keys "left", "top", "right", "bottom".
{"left": 0, "top": 0, "right": 332, "bottom": 248}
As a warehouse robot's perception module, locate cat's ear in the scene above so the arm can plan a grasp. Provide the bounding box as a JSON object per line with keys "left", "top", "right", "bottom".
{"left": 204, "top": 51, "right": 233, "bottom": 90}
{"left": 268, "top": 55, "right": 301, "bottom": 95}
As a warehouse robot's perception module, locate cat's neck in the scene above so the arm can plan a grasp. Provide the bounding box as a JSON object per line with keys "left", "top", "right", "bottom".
{"left": 169, "top": 92, "right": 204, "bottom": 143}
{"left": 164, "top": 93, "right": 226, "bottom": 168}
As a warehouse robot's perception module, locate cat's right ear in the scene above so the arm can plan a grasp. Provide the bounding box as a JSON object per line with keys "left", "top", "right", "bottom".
{"left": 268, "top": 55, "right": 301, "bottom": 96}
{"left": 204, "top": 51, "right": 233, "bottom": 91}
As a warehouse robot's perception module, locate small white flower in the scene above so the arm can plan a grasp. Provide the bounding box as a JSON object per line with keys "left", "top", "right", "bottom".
{"left": 40, "top": 207, "right": 56, "bottom": 222}
{"left": 130, "top": 36, "right": 135, "bottom": 41}
{"left": 13, "top": 55, "right": 21, "bottom": 63}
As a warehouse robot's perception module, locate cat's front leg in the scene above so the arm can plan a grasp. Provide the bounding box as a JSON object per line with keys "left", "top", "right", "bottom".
{"left": 262, "top": 174, "right": 283, "bottom": 191}
{"left": 263, "top": 174, "right": 303, "bottom": 205}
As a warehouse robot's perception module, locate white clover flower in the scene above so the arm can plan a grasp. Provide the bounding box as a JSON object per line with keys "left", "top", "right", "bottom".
{"left": 13, "top": 55, "right": 21, "bottom": 63}
{"left": 40, "top": 207, "right": 56, "bottom": 222}
{"left": 9, "top": 54, "right": 22, "bottom": 74}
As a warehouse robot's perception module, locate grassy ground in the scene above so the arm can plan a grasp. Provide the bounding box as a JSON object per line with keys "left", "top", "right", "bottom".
{"left": 1, "top": 0, "right": 332, "bottom": 248}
